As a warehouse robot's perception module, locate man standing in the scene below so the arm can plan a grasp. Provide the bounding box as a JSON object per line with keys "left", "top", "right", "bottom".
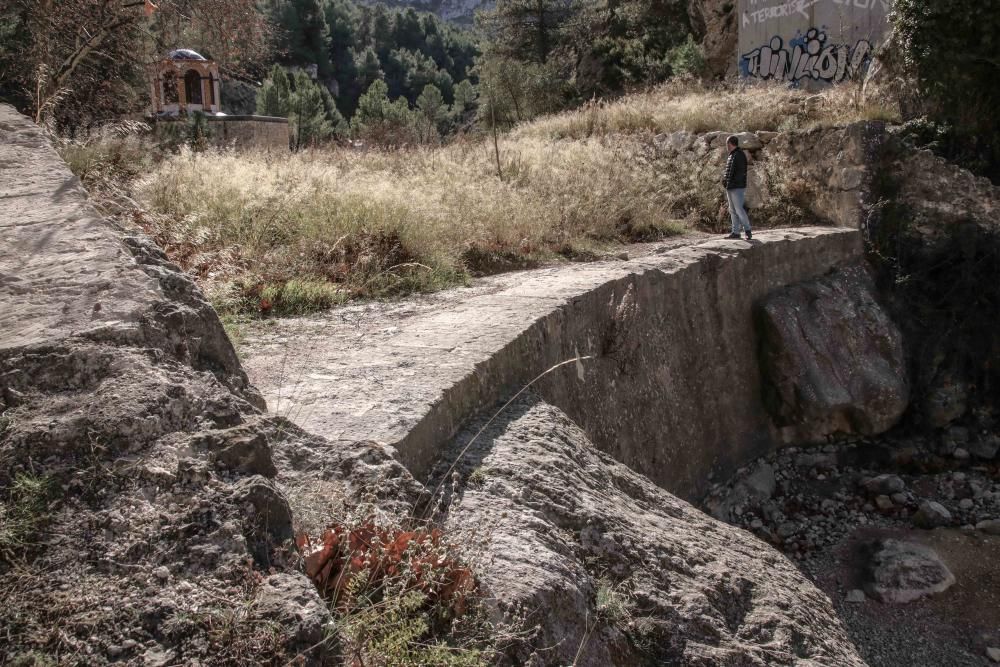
{"left": 722, "top": 135, "right": 752, "bottom": 240}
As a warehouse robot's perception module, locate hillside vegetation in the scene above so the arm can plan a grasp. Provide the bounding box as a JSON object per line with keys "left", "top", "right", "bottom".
{"left": 120, "top": 81, "right": 895, "bottom": 318}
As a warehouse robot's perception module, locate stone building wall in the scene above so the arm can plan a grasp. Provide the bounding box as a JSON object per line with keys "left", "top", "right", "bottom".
{"left": 737, "top": 0, "right": 891, "bottom": 85}
{"left": 152, "top": 115, "right": 289, "bottom": 151}
{"left": 206, "top": 115, "right": 289, "bottom": 150}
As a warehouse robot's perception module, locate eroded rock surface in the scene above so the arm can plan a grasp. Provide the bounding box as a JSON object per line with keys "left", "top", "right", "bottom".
{"left": 759, "top": 264, "right": 908, "bottom": 443}
{"left": 435, "top": 395, "right": 866, "bottom": 666}
{"left": 0, "top": 104, "right": 420, "bottom": 665}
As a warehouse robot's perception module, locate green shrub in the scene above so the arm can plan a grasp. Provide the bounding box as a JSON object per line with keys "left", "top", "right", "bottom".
{"left": 891, "top": 0, "right": 1000, "bottom": 179}
{"left": 667, "top": 35, "right": 707, "bottom": 79}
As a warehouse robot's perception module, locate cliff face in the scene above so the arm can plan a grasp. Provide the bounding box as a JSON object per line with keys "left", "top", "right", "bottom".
{"left": 688, "top": 0, "right": 739, "bottom": 78}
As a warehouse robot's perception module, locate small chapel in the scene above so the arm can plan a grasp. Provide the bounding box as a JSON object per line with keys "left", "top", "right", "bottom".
{"left": 147, "top": 49, "right": 221, "bottom": 116}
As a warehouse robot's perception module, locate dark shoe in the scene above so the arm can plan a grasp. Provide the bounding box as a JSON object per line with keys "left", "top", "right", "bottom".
{"left": 745, "top": 230, "right": 752, "bottom": 240}
{"left": 726, "top": 233, "right": 741, "bottom": 239}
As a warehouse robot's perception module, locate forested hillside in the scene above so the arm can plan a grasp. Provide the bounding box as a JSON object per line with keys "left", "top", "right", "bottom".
{"left": 265, "top": 0, "right": 477, "bottom": 117}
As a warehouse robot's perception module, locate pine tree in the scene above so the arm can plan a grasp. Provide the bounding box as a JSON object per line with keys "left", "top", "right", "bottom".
{"left": 450, "top": 79, "right": 477, "bottom": 118}
{"left": 415, "top": 83, "right": 446, "bottom": 141}
{"left": 269, "top": 0, "right": 333, "bottom": 76}
{"left": 351, "top": 79, "right": 415, "bottom": 146}
{"left": 289, "top": 70, "right": 333, "bottom": 148}
{"left": 256, "top": 65, "right": 292, "bottom": 117}
{"left": 481, "top": 0, "right": 577, "bottom": 65}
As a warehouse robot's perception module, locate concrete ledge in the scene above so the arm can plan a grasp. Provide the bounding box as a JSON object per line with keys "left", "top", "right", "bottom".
{"left": 244, "top": 227, "right": 863, "bottom": 499}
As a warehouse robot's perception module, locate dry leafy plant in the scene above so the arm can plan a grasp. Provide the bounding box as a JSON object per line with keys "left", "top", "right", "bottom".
{"left": 297, "top": 516, "right": 498, "bottom": 666}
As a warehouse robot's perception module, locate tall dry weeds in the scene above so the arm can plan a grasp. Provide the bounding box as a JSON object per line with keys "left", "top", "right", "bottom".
{"left": 516, "top": 79, "right": 899, "bottom": 141}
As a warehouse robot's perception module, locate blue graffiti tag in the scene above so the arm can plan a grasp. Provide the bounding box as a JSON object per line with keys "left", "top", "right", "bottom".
{"left": 741, "top": 28, "right": 872, "bottom": 84}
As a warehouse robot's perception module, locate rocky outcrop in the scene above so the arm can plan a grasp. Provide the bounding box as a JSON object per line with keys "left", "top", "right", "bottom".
{"left": 767, "top": 122, "right": 885, "bottom": 229}
{"left": 0, "top": 104, "right": 419, "bottom": 665}
{"left": 758, "top": 264, "right": 909, "bottom": 443}
{"left": 870, "top": 142, "right": 1000, "bottom": 429}
{"left": 436, "top": 395, "right": 867, "bottom": 666}
{"left": 689, "top": 0, "right": 739, "bottom": 78}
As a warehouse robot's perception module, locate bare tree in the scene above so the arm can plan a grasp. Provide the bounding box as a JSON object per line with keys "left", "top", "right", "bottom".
{"left": 3, "top": 0, "right": 273, "bottom": 125}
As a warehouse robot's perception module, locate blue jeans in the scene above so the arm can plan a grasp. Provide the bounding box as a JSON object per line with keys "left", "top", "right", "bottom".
{"left": 726, "top": 188, "right": 751, "bottom": 235}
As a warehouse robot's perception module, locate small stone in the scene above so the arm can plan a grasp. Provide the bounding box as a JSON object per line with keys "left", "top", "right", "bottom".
{"left": 968, "top": 436, "right": 1000, "bottom": 460}
{"left": 914, "top": 501, "right": 952, "bottom": 528}
{"left": 777, "top": 522, "right": 798, "bottom": 538}
{"left": 875, "top": 495, "right": 894, "bottom": 511}
{"left": 845, "top": 589, "right": 866, "bottom": 603}
{"left": 954, "top": 448, "right": 970, "bottom": 460}
{"left": 865, "top": 474, "right": 906, "bottom": 495}
{"left": 976, "top": 519, "right": 1000, "bottom": 535}
{"left": 947, "top": 426, "right": 970, "bottom": 443}
{"left": 616, "top": 252, "right": 630, "bottom": 261}
{"left": 959, "top": 498, "right": 974, "bottom": 510}
{"left": 153, "top": 566, "right": 170, "bottom": 581}
{"left": 891, "top": 492, "right": 908, "bottom": 506}
{"left": 987, "top": 647, "right": 1000, "bottom": 663}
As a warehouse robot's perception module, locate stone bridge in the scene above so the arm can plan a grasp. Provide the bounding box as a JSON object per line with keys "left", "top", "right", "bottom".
{"left": 242, "top": 227, "right": 863, "bottom": 500}
{"left": 0, "top": 102, "right": 874, "bottom": 665}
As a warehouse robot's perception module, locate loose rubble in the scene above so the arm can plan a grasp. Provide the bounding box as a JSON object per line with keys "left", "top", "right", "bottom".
{"left": 705, "top": 434, "right": 1000, "bottom": 563}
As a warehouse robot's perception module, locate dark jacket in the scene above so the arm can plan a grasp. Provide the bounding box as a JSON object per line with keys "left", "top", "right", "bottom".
{"left": 722, "top": 148, "right": 748, "bottom": 190}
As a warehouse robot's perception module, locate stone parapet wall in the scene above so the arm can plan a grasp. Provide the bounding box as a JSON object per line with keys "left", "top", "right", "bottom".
{"left": 242, "top": 227, "right": 864, "bottom": 501}
{"left": 152, "top": 114, "right": 289, "bottom": 151}
{"left": 405, "top": 228, "right": 864, "bottom": 500}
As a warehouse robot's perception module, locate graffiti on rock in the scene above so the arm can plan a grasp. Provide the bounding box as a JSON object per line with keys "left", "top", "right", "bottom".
{"left": 740, "top": 28, "right": 872, "bottom": 83}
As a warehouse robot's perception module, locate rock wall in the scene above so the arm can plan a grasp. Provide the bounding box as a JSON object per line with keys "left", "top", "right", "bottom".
{"left": 653, "top": 121, "right": 884, "bottom": 230}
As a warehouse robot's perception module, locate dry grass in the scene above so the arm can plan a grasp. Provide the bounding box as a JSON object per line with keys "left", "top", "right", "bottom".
{"left": 134, "top": 137, "right": 692, "bottom": 315}
{"left": 113, "top": 80, "right": 875, "bottom": 317}
{"left": 516, "top": 79, "right": 900, "bottom": 141}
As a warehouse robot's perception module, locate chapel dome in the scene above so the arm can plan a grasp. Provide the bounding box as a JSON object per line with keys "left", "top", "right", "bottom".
{"left": 167, "top": 49, "right": 207, "bottom": 61}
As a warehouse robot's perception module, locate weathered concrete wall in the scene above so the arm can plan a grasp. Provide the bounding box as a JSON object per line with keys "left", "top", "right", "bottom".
{"left": 738, "top": 0, "right": 891, "bottom": 85}
{"left": 506, "top": 229, "right": 865, "bottom": 499}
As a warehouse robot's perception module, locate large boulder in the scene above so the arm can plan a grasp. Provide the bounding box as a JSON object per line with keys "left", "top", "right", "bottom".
{"left": 864, "top": 539, "right": 956, "bottom": 604}
{"left": 436, "top": 395, "right": 866, "bottom": 666}
{"left": 758, "top": 264, "right": 909, "bottom": 443}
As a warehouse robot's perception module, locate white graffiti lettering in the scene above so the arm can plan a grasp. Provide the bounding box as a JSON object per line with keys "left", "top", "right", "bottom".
{"left": 743, "top": 0, "right": 889, "bottom": 25}
{"left": 740, "top": 28, "right": 872, "bottom": 83}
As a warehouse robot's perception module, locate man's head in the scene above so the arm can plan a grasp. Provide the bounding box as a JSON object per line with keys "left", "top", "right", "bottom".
{"left": 727, "top": 135, "right": 739, "bottom": 152}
